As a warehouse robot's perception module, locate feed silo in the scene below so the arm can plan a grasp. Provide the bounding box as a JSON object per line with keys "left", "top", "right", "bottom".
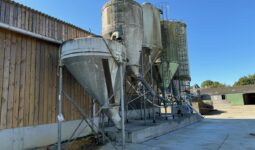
{"left": 61, "top": 37, "right": 126, "bottom": 129}
{"left": 161, "top": 20, "right": 191, "bottom": 98}
{"left": 142, "top": 3, "right": 162, "bottom": 62}
{"left": 102, "top": 0, "right": 143, "bottom": 77}
{"left": 161, "top": 20, "right": 190, "bottom": 80}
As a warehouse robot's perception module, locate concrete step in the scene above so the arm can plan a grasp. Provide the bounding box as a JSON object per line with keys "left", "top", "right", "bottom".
{"left": 105, "top": 114, "right": 203, "bottom": 144}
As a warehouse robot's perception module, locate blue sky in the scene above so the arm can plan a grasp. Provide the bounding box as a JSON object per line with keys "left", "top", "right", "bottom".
{"left": 16, "top": 0, "right": 255, "bottom": 86}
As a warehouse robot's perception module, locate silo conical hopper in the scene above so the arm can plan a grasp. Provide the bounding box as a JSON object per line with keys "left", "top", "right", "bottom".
{"left": 61, "top": 37, "right": 126, "bottom": 129}
{"left": 102, "top": 0, "right": 143, "bottom": 77}
{"left": 153, "top": 62, "right": 179, "bottom": 91}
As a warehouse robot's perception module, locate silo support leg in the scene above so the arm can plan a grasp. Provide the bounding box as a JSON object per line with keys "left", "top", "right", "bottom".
{"left": 57, "top": 65, "right": 63, "bottom": 150}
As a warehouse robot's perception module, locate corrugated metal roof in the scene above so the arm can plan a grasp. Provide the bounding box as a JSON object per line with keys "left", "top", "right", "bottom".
{"left": 199, "top": 84, "right": 255, "bottom": 95}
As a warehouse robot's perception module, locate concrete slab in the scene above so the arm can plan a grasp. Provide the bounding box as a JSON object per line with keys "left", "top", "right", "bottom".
{"left": 105, "top": 114, "right": 203, "bottom": 143}
{"left": 99, "top": 118, "right": 255, "bottom": 150}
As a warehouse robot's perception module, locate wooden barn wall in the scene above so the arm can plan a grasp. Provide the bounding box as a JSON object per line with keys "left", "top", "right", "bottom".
{"left": 0, "top": 0, "right": 93, "bottom": 130}
{"left": 0, "top": 0, "right": 90, "bottom": 41}
{"left": 0, "top": 29, "right": 92, "bottom": 130}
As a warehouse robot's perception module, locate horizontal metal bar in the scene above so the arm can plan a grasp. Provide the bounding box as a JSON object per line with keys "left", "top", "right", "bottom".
{"left": 0, "top": 22, "right": 62, "bottom": 44}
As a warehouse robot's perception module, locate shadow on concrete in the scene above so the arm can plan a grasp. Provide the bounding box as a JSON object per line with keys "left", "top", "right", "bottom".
{"left": 203, "top": 109, "right": 227, "bottom": 116}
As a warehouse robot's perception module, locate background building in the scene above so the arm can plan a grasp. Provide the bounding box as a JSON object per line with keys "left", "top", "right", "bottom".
{"left": 200, "top": 85, "right": 255, "bottom": 106}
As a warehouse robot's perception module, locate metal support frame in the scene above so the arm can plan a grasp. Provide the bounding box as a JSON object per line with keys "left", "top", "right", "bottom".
{"left": 57, "top": 63, "right": 63, "bottom": 150}
{"left": 149, "top": 55, "right": 156, "bottom": 123}
{"left": 120, "top": 63, "right": 125, "bottom": 150}
{"left": 62, "top": 90, "right": 118, "bottom": 150}
{"left": 141, "top": 49, "right": 147, "bottom": 125}
{"left": 57, "top": 62, "right": 119, "bottom": 150}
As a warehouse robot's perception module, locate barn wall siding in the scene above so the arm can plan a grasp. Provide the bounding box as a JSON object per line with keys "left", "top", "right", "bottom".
{"left": 0, "top": 0, "right": 93, "bottom": 130}
{"left": 0, "top": 0, "right": 91, "bottom": 42}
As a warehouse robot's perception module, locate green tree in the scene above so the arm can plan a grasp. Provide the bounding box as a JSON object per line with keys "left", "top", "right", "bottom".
{"left": 201, "top": 80, "right": 226, "bottom": 88}
{"left": 233, "top": 74, "right": 255, "bottom": 86}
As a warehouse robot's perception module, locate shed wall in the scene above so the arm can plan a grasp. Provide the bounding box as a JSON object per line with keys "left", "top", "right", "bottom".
{"left": 226, "top": 93, "right": 244, "bottom": 105}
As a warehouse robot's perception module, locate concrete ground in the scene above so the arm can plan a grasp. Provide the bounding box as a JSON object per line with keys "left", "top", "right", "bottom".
{"left": 100, "top": 103, "right": 255, "bottom": 150}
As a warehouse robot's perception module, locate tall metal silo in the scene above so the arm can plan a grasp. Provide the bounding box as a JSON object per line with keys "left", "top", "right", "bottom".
{"left": 161, "top": 20, "right": 191, "bottom": 99}
{"left": 142, "top": 3, "right": 162, "bottom": 62}
{"left": 161, "top": 20, "right": 190, "bottom": 81}
{"left": 102, "top": 0, "right": 143, "bottom": 77}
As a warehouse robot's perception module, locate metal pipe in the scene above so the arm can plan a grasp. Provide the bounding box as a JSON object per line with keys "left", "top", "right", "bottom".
{"left": 170, "top": 83, "right": 175, "bottom": 119}
{"left": 57, "top": 63, "right": 63, "bottom": 150}
{"left": 92, "top": 98, "right": 96, "bottom": 130}
{"left": 0, "top": 22, "right": 62, "bottom": 44}
{"left": 125, "top": 97, "right": 129, "bottom": 123}
{"left": 150, "top": 55, "right": 156, "bottom": 123}
{"left": 141, "top": 50, "right": 146, "bottom": 125}
{"left": 120, "top": 63, "right": 125, "bottom": 150}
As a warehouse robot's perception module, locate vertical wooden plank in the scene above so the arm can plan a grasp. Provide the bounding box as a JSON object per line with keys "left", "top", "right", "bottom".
{"left": 9, "top": 2, "right": 13, "bottom": 26}
{"left": 70, "top": 28, "right": 73, "bottom": 39}
{"left": 76, "top": 30, "right": 80, "bottom": 38}
{"left": 34, "top": 40, "right": 40, "bottom": 125}
{"left": 68, "top": 26, "right": 71, "bottom": 39}
{"left": 51, "top": 19, "right": 55, "bottom": 38}
{"left": 48, "top": 19, "right": 52, "bottom": 38}
{"left": 67, "top": 26, "right": 70, "bottom": 40}
{"left": 43, "top": 43, "right": 49, "bottom": 123}
{"left": 4, "top": 1, "right": 10, "bottom": 24}
{"left": 0, "top": 30, "right": 5, "bottom": 124}
{"left": 42, "top": 15, "right": 46, "bottom": 36}
{"left": 61, "top": 24, "right": 65, "bottom": 41}
{"left": 29, "top": 39, "right": 36, "bottom": 125}
{"left": 45, "top": 16, "right": 49, "bottom": 37}
{"left": 0, "top": 29, "right": 5, "bottom": 119}
{"left": 70, "top": 75, "right": 74, "bottom": 120}
{"left": 54, "top": 20, "right": 57, "bottom": 39}
{"left": 12, "top": 34, "right": 21, "bottom": 128}
{"left": 48, "top": 47, "right": 54, "bottom": 123}
{"left": 38, "top": 14, "right": 42, "bottom": 35}
{"left": 25, "top": 9, "right": 29, "bottom": 31}
{"left": 17, "top": 6, "right": 22, "bottom": 28}
{"left": 66, "top": 70, "right": 71, "bottom": 120}
{"left": 29, "top": 10, "right": 33, "bottom": 32}
{"left": 85, "top": 93, "right": 90, "bottom": 117}
{"left": 74, "top": 28, "right": 76, "bottom": 39}
{"left": 74, "top": 79, "right": 78, "bottom": 119}
{"left": 32, "top": 13, "right": 36, "bottom": 33}
{"left": 78, "top": 84, "right": 82, "bottom": 119}
{"left": 57, "top": 22, "right": 61, "bottom": 41}
{"left": 21, "top": 7, "right": 26, "bottom": 29}
{"left": 0, "top": 0, "right": 6, "bottom": 22}
{"left": 7, "top": 32, "right": 16, "bottom": 128}
{"left": 24, "top": 37, "right": 31, "bottom": 126}
{"left": 76, "top": 82, "right": 81, "bottom": 119}
{"left": 64, "top": 25, "right": 68, "bottom": 41}
{"left": 38, "top": 42, "right": 45, "bottom": 124}
{"left": 13, "top": 5, "right": 17, "bottom": 27}
{"left": 76, "top": 29, "right": 79, "bottom": 38}
{"left": 0, "top": 31, "right": 9, "bottom": 129}
{"left": 80, "top": 86, "right": 84, "bottom": 115}
{"left": 18, "top": 36, "right": 27, "bottom": 127}
{"left": 36, "top": 13, "right": 40, "bottom": 34}
{"left": 51, "top": 46, "right": 57, "bottom": 123}
{"left": 13, "top": 4, "right": 18, "bottom": 27}
{"left": 84, "top": 91, "right": 88, "bottom": 116}
{"left": 39, "top": 15, "right": 42, "bottom": 36}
